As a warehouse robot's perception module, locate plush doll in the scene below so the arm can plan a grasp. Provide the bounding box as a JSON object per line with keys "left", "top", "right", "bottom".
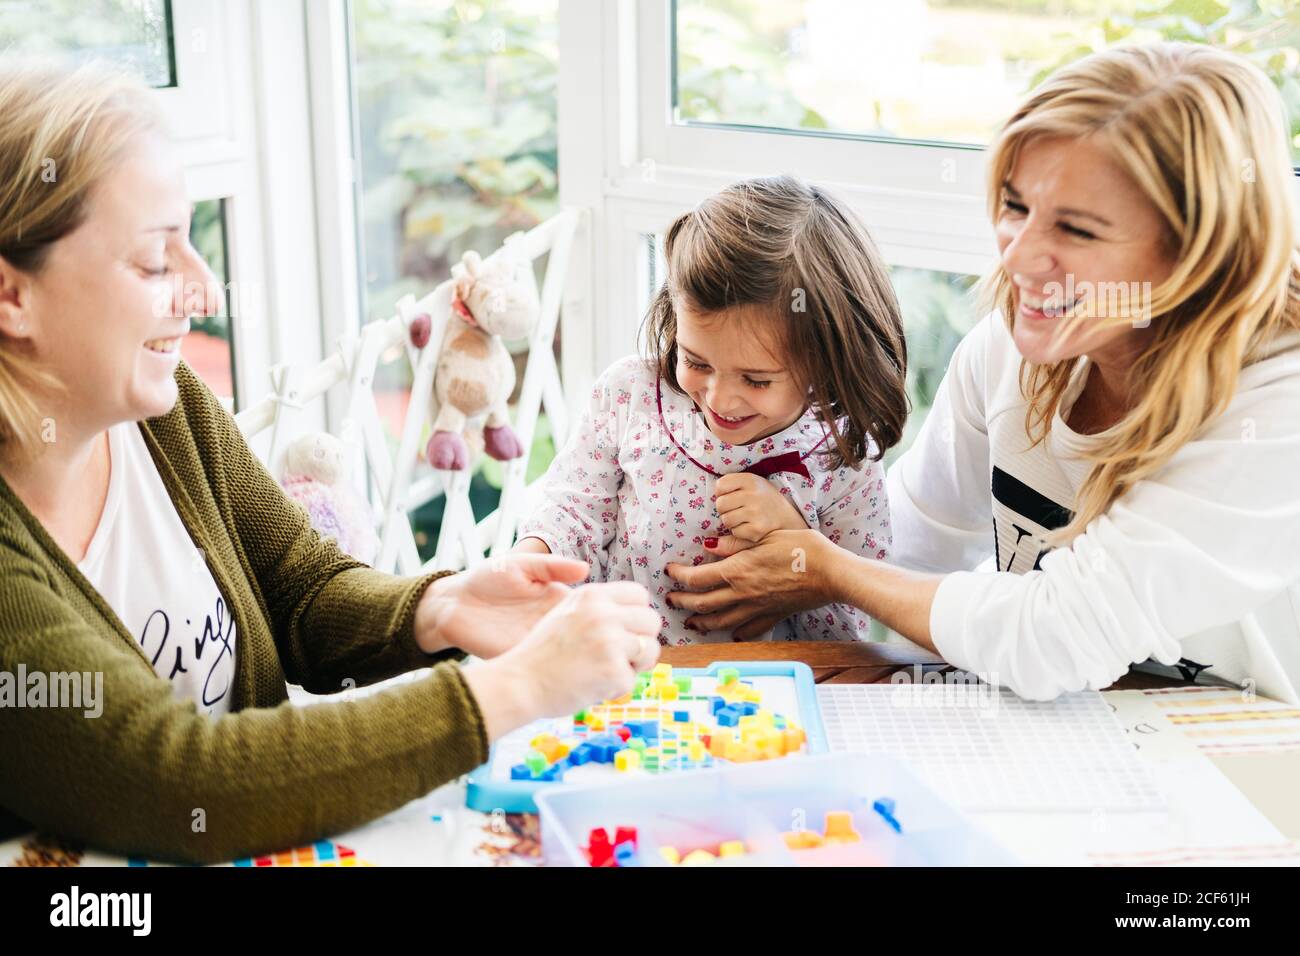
{"left": 411, "top": 242, "right": 539, "bottom": 471}
{"left": 279, "top": 432, "right": 379, "bottom": 565}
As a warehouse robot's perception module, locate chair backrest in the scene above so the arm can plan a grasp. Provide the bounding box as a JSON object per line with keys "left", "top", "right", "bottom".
{"left": 234, "top": 207, "right": 584, "bottom": 574}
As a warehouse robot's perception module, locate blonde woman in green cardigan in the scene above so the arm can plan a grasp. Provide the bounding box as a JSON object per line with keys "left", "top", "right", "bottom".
{"left": 0, "top": 63, "right": 661, "bottom": 864}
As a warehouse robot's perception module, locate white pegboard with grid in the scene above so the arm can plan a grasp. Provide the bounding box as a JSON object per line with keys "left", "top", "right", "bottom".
{"left": 816, "top": 683, "right": 1166, "bottom": 813}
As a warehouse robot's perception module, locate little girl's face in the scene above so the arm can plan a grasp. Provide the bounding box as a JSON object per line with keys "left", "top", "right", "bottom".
{"left": 674, "top": 301, "right": 807, "bottom": 445}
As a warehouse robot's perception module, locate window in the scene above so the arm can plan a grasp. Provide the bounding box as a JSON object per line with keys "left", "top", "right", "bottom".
{"left": 561, "top": 0, "right": 1300, "bottom": 431}
{"left": 675, "top": 0, "right": 1300, "bottom": 162}
{"left": 0, "top": 0, "right": 176, "bottom": 88}
{"left": 349, "top": 0, "right": 561, "bottom": 560}
{"left": 185, "top": 197, "right": 237, "bottom": 409}
{"left": 889, "top": 267, "right": 979, "bottom": 462}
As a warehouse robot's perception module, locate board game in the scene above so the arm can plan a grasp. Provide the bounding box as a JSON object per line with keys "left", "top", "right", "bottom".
{"left": 466, "top": 661, "right": 828, "bottom": 812}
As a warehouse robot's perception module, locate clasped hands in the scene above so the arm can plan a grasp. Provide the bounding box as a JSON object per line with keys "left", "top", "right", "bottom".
{"left": 664, "top": 473, "right": 836, "bottom": 638}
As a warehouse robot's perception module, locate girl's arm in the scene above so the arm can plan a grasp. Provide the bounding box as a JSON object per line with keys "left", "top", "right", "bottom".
{"left": 513, "top": 536, "right": 552, "bottom": 555}
{"left": 514, "top": 357, "right": 637, "bottom": 576}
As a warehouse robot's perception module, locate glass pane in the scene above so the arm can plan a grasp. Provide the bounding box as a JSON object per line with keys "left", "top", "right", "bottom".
{"left": 889, "top": 266, "right": 978, "bottom": 463}
{"left": 0, "top": 0, "right": 176, "bottom": 88}
{"left": 639, "top": 232, "right": 667, "bottom": 318}
{"left": 673, "top": 0, "right": 1300, "bottom": 162}
{"left": 351, "top": 0, "right": 560, "bottom": 558}
{"left": 186, "top": 198, "right": 238, "bottom": 409}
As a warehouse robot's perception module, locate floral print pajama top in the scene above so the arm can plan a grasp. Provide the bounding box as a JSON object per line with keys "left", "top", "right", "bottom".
{"left": 517, "top": 356, "right": 891, "bottom": 645}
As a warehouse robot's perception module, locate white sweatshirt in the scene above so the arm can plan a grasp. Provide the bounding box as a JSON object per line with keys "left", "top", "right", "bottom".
{"left": 887, "top": 312, "right": 1300, "bottom": 704}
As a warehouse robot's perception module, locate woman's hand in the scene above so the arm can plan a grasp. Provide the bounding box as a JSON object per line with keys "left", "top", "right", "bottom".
{"left": 668, "top": 531, "right": 944, "bottom": 644}
{"left": 665, "top": 529, "right": 840, "bottom": 637}
{"left": 715, "top": 473, "right": 809, "bottom": 542}
{"left": 462, "top": 582, "right": 662, "bottom": 740}
{"left": 413, "top": 553, "right": 589, "bottom": 658}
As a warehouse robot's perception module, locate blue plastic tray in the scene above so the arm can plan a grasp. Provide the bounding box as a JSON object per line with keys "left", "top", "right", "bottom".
{"left": 465, "top": 661, "right": 828, "bottom": 813}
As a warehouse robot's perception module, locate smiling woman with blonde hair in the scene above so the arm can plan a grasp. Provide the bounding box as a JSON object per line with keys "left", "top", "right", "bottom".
{"left": 0, "top": 60, "right": 660, "bottom": 863}
{"left": 666, "top": 42, "right": 1300, "bottom": 704}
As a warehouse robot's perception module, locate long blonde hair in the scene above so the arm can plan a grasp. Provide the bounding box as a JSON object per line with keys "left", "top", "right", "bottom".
{"left": 985, "top": 42, "right": 1300, "bottom": 542}
{"left": 0, "top": 61, "right": 164, "bottom": 450}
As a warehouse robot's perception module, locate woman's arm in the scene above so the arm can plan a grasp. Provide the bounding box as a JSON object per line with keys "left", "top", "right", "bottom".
{"left": 709, "top": 466, "right": 896, "bottom": 641}
{"left": 0, "top": 550, "right": 660, "bottom": 863}
{"left": 0, "top": 558, "right": 487, "bottom": 864}
{"left": 666, "top": 528, "right": 942, "bottom": 645}
{"left": 920, "top": 339, "right": 1300, "bottom": 700}
{"left": 673, "top": 353, "right": 1300, "bottom": 700}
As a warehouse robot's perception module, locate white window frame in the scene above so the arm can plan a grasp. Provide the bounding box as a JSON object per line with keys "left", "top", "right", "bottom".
{"left": 158, "top": 1, "right": 238, "bottom": 153}
{"left": 558, "top": 0, "right": 998, "bottom": 381}
{"left": 301, "top": 0, "right": 597, "bottom": 429}
{"left": 154, "top": 0, "right": 330, "bottom": 450}
{"left": 291, "top": 0, "right": 1300, "bottom": 415}
{"left": 303, "top": 0, "right": 366, "bottom": 437}
{"left": 558, "top": 0, "right": 1300, "bottom": 383}
{"left": 159, "top": 1, "right": 265, "bottom": 412}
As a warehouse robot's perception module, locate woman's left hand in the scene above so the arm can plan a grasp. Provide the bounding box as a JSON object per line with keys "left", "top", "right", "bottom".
{"left": 664, "top": 529, "right": 841, "bottom": 638}
{"left": 414, "top": 553, "right": 591, "bottom": 657}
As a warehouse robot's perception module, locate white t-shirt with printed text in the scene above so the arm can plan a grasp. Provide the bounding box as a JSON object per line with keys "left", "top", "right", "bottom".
{"left": 77, "top": 422, "right": 238, "bottom": 718}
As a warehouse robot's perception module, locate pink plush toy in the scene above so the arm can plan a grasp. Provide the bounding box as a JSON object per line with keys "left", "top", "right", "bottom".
{"left": 411, "top": 242, "right": 540, "bottom": 471}
{"left": 279, "top": 432, "right": 379, "bottom": 565}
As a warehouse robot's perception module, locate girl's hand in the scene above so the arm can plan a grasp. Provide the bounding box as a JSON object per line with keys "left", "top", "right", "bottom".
{"left": 463, "top": 582, "right": 662, "bottom": 739}
{"left": 715, "top": 472, "right": 810, "bottom": 543}
{"left": 665, "top": 529, "right": 838, "bottom": 638}
{"left": 414, "top": 553, "right": 588, "bottom": 658}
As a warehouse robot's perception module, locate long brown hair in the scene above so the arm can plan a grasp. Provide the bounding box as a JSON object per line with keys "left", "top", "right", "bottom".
{"left": 984, "top": 43, "right": 1300, "bottom": 543}
{"left": 643, "top": 175, "right": 908, "bottom": 469}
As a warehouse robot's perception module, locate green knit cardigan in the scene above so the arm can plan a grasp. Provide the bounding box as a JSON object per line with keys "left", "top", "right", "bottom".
{"left": 0, "top": 362, "right": 488, "bottom": 864}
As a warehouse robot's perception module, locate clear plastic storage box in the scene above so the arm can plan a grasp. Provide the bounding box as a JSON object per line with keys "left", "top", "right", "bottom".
{"left": 535, "top": 751, "right": 1019, "bottom": 866}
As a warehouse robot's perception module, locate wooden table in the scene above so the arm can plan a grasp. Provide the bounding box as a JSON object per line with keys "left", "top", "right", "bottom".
{"left": 660, "top": 640, "right": 1183, "bottom": 691}
{"left": 6, "top": 643, "right": 1284, "bottom": 867}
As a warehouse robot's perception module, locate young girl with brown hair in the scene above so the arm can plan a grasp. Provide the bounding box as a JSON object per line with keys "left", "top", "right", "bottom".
{"left": 516, "top": 175, "right": 909, "bottom": 644}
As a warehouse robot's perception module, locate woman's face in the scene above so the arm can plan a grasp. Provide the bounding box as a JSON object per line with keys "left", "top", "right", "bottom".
{"left": 17, "top": 132, "right": 221, "bottom": 433}
{"left": 674, "top": 301, "right": 807, "bottom": 445}
{"left": 995, "top": 135, "right": 1176, "bottom": 368}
